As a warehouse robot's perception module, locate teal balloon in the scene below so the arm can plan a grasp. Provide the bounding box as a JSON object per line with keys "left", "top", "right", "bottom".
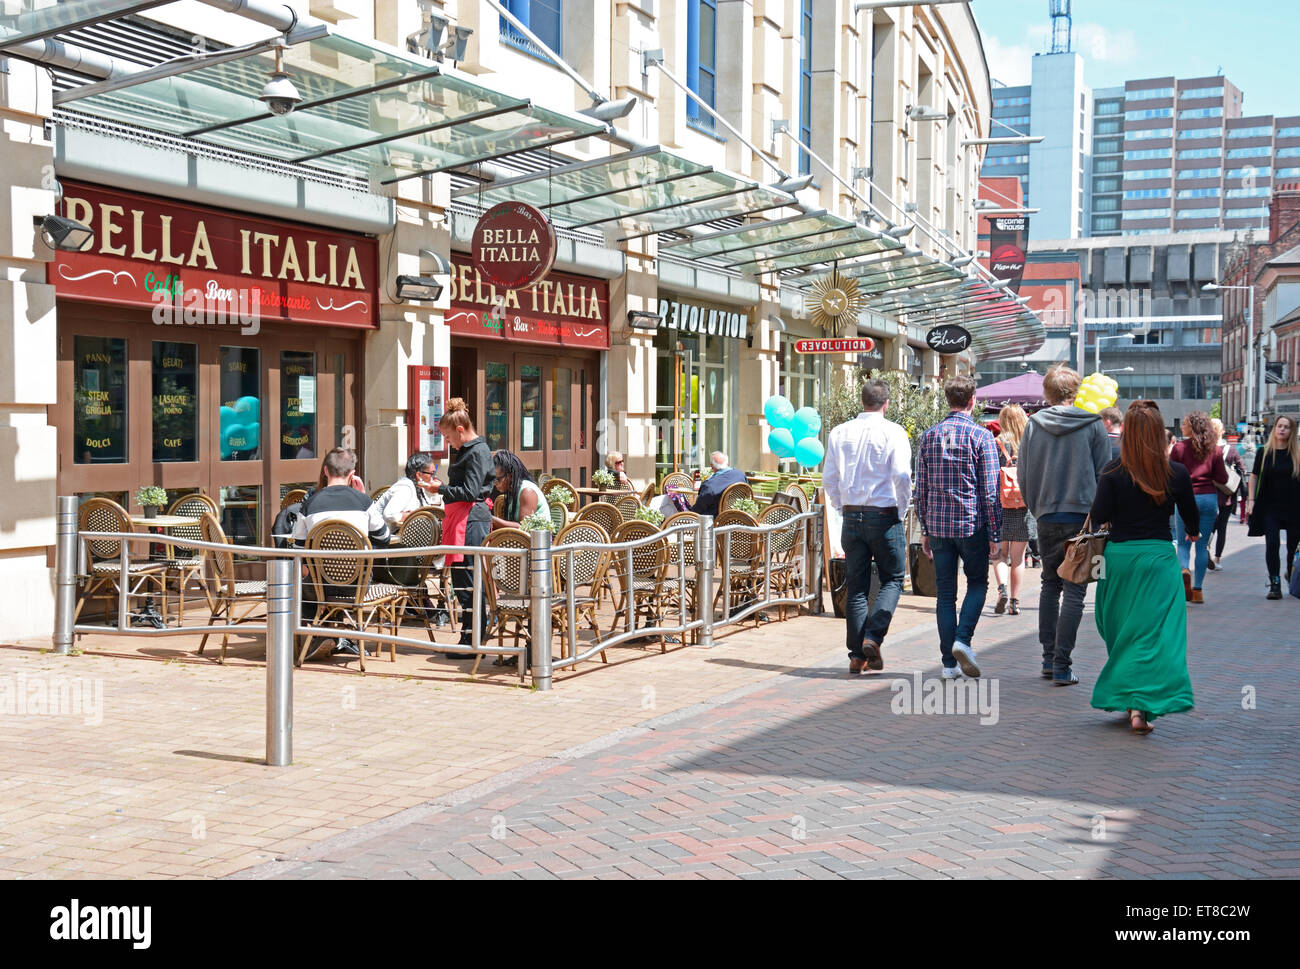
{"left": 763, "top": 395, "right": 795, "bottom": 429}
{"left": 794, "top": 438, "right": 825, "bottom": 468}
{"left": 768, "top": 428, "right": 796, "bottom": 458}
{"left": 234, "top": 395, "right": 260, "bottom": 422}
{"left": 792, "top": 407, "right": 822, "bottom": 440}
{"left": 224, "top": 423, "right": 249, "bottom": 456}
{"left": 244, "top": 422, "right": 260, "bottom": 451}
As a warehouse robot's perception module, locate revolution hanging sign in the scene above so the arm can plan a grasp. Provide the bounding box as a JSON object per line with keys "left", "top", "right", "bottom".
{"left": 48, "top": 181, "right": 378, "bottom": 329}
{"left": 471, "top": 201, "right": 558, "bottom": 291}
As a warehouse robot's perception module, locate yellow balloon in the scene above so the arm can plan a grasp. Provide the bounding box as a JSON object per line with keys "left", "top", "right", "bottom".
{"left": 1079, "top": 399, "right": 1101, "bottom": 414}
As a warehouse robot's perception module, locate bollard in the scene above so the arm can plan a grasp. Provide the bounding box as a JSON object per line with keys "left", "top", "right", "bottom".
{"left": 528, "top": 528, "right": 554, "bottom": 692}
{"left": 697, "top": 515, "right": 716, "bottom": 648}
{"left": 53, "top": 496, "right": 78, "bottom": 654}
{"left": 265, "top": 558, "right": 294, "bottom": 767}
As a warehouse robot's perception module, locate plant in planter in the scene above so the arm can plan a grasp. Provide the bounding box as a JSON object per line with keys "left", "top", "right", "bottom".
{"left": 548, "top": 485, "right": 575, "bottom": 509}
{"left": 634, "top": 506, "right": 665, "bottom": 527}
{"left": 592, "top": 468, "right": 617, "bottom": 491}
{"left": 135, "top": 485, "right": 168, "bottom": 519}
{"left": 699, "top": 468, "right": 713, "bottom": 482}
{"left": 732, "top": 497, "right": 761, "bottom": 517}
{"left": 519, "top": 511, "right": 557, "bottom": 534}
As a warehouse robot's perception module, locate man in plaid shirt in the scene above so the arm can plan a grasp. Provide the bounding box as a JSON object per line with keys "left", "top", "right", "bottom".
{"left": 914, "top": 376, "right": 1001, "bottom": 678}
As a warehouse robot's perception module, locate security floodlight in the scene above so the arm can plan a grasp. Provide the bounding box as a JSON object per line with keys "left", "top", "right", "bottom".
{"left": 396, "top": 275, "right": 444, "bottom": 301}
{"left": 581, "top": 96, "right": 638, "bottom": 122}
{"left": 907, "top": 105, "right": 948, "bottom": 122}
{"left": 886, "top": 223, "right": 915, "bottom": 238}
{"left": 418, "top": 248, "right": 452, "bottom": 276}
{"left": 39, "top": 214, "right": 94, "bottom": 252}
{"left": 775, "top": 173, "right": 814, "bottom": 194}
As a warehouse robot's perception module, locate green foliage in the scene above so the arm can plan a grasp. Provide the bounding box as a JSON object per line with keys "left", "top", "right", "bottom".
{"left": 825, "top": 369, "right": 954, "bottom": 442}
{"left": 1209, "top": 400, "right": 1222, "bottom": 422}
{"left": 634, "top": 506, "right": 665, "bottom": 526}
{"left": 135, "top": 485, "right": 167, "bottom": 508}
{"left": 519, "top": 511, "right": 557, "bottom": 534}
{"left": 700, "top": 468, "right": 713, "bottom": 481}
{"left": 732, "top": 497, "right": 761, "bottom": 516}
{"left": 547, "top": 485, "right": 574, "bottom": 509}
{"left": 591, "top": 468, "right": 617, "bottom": 488}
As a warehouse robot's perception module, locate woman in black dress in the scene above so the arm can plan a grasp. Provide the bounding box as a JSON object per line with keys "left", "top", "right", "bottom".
{"left": 1247, "top": 415, "right": 1300, "bottom": 599}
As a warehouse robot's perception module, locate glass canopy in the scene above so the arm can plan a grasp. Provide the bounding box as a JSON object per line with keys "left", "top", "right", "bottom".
{"left": 667, "top": 212, "right": 856, "bottom": 260}
{"left": 728, "top": 231, "right": 900, "bottom": 274}
{"left": 61, "top": 33, "right": 606, "bottom": 182}
{"left": 0, "top": 0, "right": 172, "bottom": 46}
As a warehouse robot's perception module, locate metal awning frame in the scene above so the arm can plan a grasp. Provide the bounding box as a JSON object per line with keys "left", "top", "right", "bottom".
{"left": 380, "top": 126, "right": 606, "bottom": 185}
{"left": 659, "top": 209, "right": 827, "bottom": 250}
{"left": 718, "top": 226, "right": 870, "bottom": 269}
{"left": 731, "top": 234, "right": 898, "bottom": 275}
{"left": 294, "top": 100, "right": 529, "bottom": 164}
{"left": 0, "top": 0, "right": 174, "bottom": 47}
{"left": 567, "top": 181, "right": 760, "bottom": 230}
{"left": 449, "top": 143, "right": 664, "bottom": 200}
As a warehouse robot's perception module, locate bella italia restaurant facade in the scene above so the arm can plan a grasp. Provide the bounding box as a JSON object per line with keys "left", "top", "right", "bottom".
{"left": 0, "top": 3, "right": 1043, "bottom": 637}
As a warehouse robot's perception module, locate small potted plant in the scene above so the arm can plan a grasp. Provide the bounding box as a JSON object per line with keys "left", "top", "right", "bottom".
{"left": 519, "top": 510, "right": 557, "bottom": 534}
{"left": 548, "top": 484, "right": 575, "bottom": 509}
{"left": 699, "top": 467, "right": 713, "bottom": 482}
{"left": 135, "top": 485, "right": 168, "bottom": 519}
{"left": 634, "top": 506, "right": 665, "bottom": 527}
{"left": 592, "top": 468, "right": 616, "bottom": 492}
{"left": 732, "top": 496, "right": 761, "bottom": 517}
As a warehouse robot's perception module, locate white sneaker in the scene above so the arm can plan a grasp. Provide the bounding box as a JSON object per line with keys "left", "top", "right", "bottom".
{"left": 951, "top": 641, "right": 981, "bottom": 678}
{"left": 941, "top": 666, "right": 963, "bottom": 680}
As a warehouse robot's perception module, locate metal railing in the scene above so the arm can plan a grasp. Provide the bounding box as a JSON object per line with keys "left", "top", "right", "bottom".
{"left": 52, "top": 496, "right": 825, "bottom": 765}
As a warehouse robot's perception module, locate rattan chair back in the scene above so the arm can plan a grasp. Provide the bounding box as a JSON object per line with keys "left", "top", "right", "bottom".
{"left": 576, "top": 501, "right": 621, "bottom": 535}
{"left": 304, "top": 520, "right": 372, "bottom": 606}
{"left": 78, "top": 497, "right": 131, "bottom": 564}
{"left": 719, "top": 481, "right": 754, "bottom": 512}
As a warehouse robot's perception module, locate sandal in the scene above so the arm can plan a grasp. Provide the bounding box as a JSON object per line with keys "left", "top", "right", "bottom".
{"left": 1129, "top": 710, "right": 1153, "bottom": 735}
{"left": 1008, "top": 598, "right": 1020, "bottom": 615}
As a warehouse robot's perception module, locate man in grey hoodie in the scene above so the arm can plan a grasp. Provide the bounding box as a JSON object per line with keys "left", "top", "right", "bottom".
{"left": 1019, "top": 365, "right": 1112, "bottom": 685}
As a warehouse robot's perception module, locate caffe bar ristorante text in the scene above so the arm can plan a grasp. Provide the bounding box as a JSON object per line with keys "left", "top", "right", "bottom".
{"left": 48, "top": 181, "right": 378, "bottom": 329}
{"left": 445, "top": 256, "right": 610, "bottom": 350}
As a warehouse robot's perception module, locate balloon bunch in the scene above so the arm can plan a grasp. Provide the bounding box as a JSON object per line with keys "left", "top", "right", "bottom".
{"left": 764, "top": 395, "right": 825, "bottom": 467}
{"left": 1075, "top": 373, "right": 1118, "bottom": 414}
{"left": 219, "top": 395, "right": 261, "bottom": 458}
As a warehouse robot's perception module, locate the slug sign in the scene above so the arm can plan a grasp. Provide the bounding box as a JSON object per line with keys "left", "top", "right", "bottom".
{"left": 926, "top": 324, "right": 972, "bottom": 354}
{"left": 471, "top": 201, "right": 557, "bottom": 291}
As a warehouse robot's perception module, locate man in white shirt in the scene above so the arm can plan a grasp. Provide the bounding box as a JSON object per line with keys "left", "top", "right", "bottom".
{"left": 822, "top": 378, "right": 912, "bottom": 675}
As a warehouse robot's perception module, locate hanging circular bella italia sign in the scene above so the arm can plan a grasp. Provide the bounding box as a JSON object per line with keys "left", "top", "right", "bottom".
{"left": 471, "top": 201, "right": 557, "bottom": 291}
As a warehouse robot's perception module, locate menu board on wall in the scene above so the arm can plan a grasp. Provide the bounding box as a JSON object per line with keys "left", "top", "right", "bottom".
{"left": 408, "top": 365, "right": 449, "bottom": 459}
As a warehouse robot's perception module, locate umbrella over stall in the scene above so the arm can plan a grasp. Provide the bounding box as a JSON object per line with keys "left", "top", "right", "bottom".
{"left": 976, "top": 371, "right": 1048, "bottom": 411}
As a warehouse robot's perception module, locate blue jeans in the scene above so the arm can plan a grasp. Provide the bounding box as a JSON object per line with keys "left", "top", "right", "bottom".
{"left": 1175, "top": 493, "right": 1219, "bottom": 590}
{"left": 842, "top": 508, "right": 906, "bottom": 658}
{"left": 930, "top": 530, "right": 990, "bottom": 669}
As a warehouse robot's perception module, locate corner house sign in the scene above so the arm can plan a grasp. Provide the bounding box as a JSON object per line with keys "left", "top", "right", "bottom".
{"left": 471, "top": 201, "right": 557, "bottom": 291}
{"left": 49, "top": 181, "right": 377, "bottom": 329}
{"left": 926, "top": 324, "right": 972, "bottom": 354}
{"left": 655, "top": 298, "right": 748, "bottom": 340}
{"left": 446, "top": 255, "right": 609, "bottom": 350}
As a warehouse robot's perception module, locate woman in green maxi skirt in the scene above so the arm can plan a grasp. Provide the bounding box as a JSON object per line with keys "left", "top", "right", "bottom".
{"left": 1088, "top": 401, "right": 1198, "bottom": 734}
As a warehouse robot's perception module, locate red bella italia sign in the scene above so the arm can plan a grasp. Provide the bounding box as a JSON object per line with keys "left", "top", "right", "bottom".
{"left": 48, "top": 181, "right": 377, "bottom": 329}
{"left": 471, "top": 201, "right": 557, "bottom": 291}
{"left": 447, "top": 255, "right": 609, "bottom": 350}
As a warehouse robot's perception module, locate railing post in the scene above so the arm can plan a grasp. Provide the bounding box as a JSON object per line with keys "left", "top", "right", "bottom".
{"left": 809, "top": 504, "right": 825, "bottom": 616}
{"left": 697, "top": 515, "right": 715, "bottom": 648}
{"left": 53, "top": 496, "right": 78, "bottom": 654}
{"left": 529, "top": 529, "right": 554, "bottom": 692}
{"left": 266, "top": 558, "right": 294, "bottom": 767}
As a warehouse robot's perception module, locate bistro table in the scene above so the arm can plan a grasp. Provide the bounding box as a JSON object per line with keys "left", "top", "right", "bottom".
{"left": 572, "top": 486, "right": 638, "bottom": 507}
{"left": 128, "top": 514, "right": 204, "bottom": 626}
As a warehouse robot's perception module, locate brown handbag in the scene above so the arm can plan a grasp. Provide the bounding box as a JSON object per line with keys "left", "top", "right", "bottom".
{"left": 1058, "top": 514, "right": 1109, "bottom": 585}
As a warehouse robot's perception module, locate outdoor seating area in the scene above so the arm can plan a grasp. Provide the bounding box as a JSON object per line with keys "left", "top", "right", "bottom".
{"left": 62, "top": 476, "right": 824, "bottom": 685}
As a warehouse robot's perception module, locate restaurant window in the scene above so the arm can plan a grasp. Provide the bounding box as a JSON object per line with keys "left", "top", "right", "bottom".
{"left": 552, "top": 366, "right": 572, "bottom": 451}
{"left": 280, "top": 350, "right": 316, "bottom": 459}
{"left": 333, "top": 353, "right": 348, "bottom": 450}
{"left": 780, "top": 338, "right": 819, "bottom": 412}
{"left": 798, "top": 0, "right": 813, "bottom": 174}
{"left": 152, "top": 341, "right": 198, "bottom": 463}
{"left": 74, "top": 336, "right": 128, "bottom": 465}
{"left": 219, "top": 346, "right": 261, "bottom": 461}
{"left": 520, "top": 364, "right": 542, "bottom": 452}
{"left": 484, "top": 362, "right": 509, "bottom": 451}
{"left": 218, "top": 485, "right": 261, "bottom": 552}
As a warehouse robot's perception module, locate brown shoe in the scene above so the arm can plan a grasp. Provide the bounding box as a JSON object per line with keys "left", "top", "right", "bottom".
{"left": 862, "top": 639, "right": 884, "bottom": 671}
{"left": 1191, "top": 588, "right": 1204, "bottom": 604}
{"left": 1181, "top": 569, "right": 1193, "bottom": 602}
{"left": 849, "top": 657, "right": 868, "bottom": 675}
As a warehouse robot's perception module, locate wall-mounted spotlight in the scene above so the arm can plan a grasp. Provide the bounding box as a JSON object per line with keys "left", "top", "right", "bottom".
{"left": 906, "top": 105, "right": 948, "bottom": 122}
{"left": 396, "top": 275, "right": 444, "bottom": 301}
{"left": 628, "top": 310, "right": 663, "bottom": 332}
{"left": 39, "top": 214, "right": 94, "bottom": 252}
{"left": 581, "top": 96, "right": 638, "bottom": 122}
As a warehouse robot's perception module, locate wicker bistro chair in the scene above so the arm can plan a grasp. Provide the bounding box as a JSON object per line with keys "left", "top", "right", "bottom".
{"left": 609, "top": 520, "right": 672, "bottom": 650}
{"left": 613, "top": 493, "right": 643, "bottom": 523}
{"left": 478, "top": 528, "right": 566, "bottom": 675}
{"left": 713, "top": 509, "right": 766, "bottom": 624}
{"left": 493, "top": 494, "right": 507, "bottom": 519}
{"left": 540, "top": 477, "right": 574, "bottom": 506}
{"left": 660, "top": 511, "right": 702, "bottom": 642}
{"left": 576, "top": 500, "right": 621, "bottom": 536}
{"left": 391, "top": 509, "right": 445, "bottom": 640}
{"left": 281, "top": 488, "right": 308, "bottom": 511}
{"left": 719, "top": 481, "right": 754, "bottom": 512}
{"left": 782, "top": 483, "right": 809, "bottom": 512}
{"left": 196, "top": 512, "right": 267, "bottom": 663}
{"left": 370, "top": 486, "right": 390, "bottom": 503}
{"left": 661, "top": 471, "right": 694, "bottom": 495}
{"left": 639, "top": 481, "right": 657, "bottom": 505}
{"left": 300, "top": 521, "right": 404, "bottom": 672}
{"left": 74, "top": 497, "right": 168, "bottom": 625}
{"left": 758, "top": 502, "right": 806, "bottom": 620}
{"left": 548, "top": 499, "right": 568, "bottom": 533}
{"left": 162, "top": 492, "right": 219, "bottom": 621}
{"left": 552, "top": 520, "right": 611, "bottom": 663}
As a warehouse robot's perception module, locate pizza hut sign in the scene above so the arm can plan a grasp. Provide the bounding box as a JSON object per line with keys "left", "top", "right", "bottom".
{"left": 471, "top": 201, "right": 558, "bottom": 291}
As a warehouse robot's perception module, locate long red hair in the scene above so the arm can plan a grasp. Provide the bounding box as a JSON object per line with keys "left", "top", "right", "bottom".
{"left": 1120, "top": 401, "right": 1174, "bottom": 503}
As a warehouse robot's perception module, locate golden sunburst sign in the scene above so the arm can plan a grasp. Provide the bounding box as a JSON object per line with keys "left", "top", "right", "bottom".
{"left": 808, "top": 271, "right": 865, "bottom": 335}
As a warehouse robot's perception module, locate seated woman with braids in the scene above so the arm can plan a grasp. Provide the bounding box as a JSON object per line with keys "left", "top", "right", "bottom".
{"left": 489, "top": 450, "right": 550, "bottom": 530}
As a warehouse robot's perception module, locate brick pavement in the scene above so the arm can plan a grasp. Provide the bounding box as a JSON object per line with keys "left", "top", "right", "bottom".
{"left": 238, "top": 524, "right": 1300, "bottom": 880}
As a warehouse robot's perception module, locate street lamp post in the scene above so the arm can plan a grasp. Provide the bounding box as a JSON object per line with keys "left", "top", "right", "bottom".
{"left": 1095, "top": 332, "right": 1138, "bottom": 373}
{"left": 1203, "top": 282, "right": 1254, "bottom": 428}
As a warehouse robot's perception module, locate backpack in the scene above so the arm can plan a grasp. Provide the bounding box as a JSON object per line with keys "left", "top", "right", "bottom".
{"left": 272, "top": 502, "right": 303, "bottom": 549}
{"left": 998, "top": 441, "right": 1026, "bottom": 510}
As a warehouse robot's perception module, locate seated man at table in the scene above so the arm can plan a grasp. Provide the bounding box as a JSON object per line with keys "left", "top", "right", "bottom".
{"left": 293, "top": 447, "right": 391, "bottom": 656}
{"left": 691, "top": 451, "right": 747, "bottom": 518}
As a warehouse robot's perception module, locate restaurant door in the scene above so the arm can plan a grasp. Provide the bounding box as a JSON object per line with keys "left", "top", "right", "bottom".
{"left": 55, "top": 305, "right": 362, "bottom": 546}
{"left": 461, "top": 344, "right": 595, "bottom": 484}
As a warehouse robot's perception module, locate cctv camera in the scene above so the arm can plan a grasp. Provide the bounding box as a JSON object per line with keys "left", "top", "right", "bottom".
{"left": 260, "top": 71, "right": 302, "bottom": 116}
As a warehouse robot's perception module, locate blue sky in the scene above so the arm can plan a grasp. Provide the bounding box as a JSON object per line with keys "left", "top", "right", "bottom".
{"left": 974, "top": 0, "right": 1298, "bottom": 119}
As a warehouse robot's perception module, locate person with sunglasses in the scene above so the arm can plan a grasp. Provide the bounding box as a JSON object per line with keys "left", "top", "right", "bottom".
{"left": 377, "top": 452, "right": 443, "bottom": 529}
{"left": 490, "top": 450, "right": 550, "bottom": 530}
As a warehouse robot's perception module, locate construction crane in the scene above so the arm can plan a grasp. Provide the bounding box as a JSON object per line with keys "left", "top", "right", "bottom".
{"left": 1049, "top": 0, "right": 1072, "bottom": 54}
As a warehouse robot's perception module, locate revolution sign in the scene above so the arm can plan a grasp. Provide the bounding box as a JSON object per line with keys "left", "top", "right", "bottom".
{"left": 471, "top": 201, "right": 557, "bottom": 291}
{"left": 794, "top": 338, "right": 876, "bottom": 354}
